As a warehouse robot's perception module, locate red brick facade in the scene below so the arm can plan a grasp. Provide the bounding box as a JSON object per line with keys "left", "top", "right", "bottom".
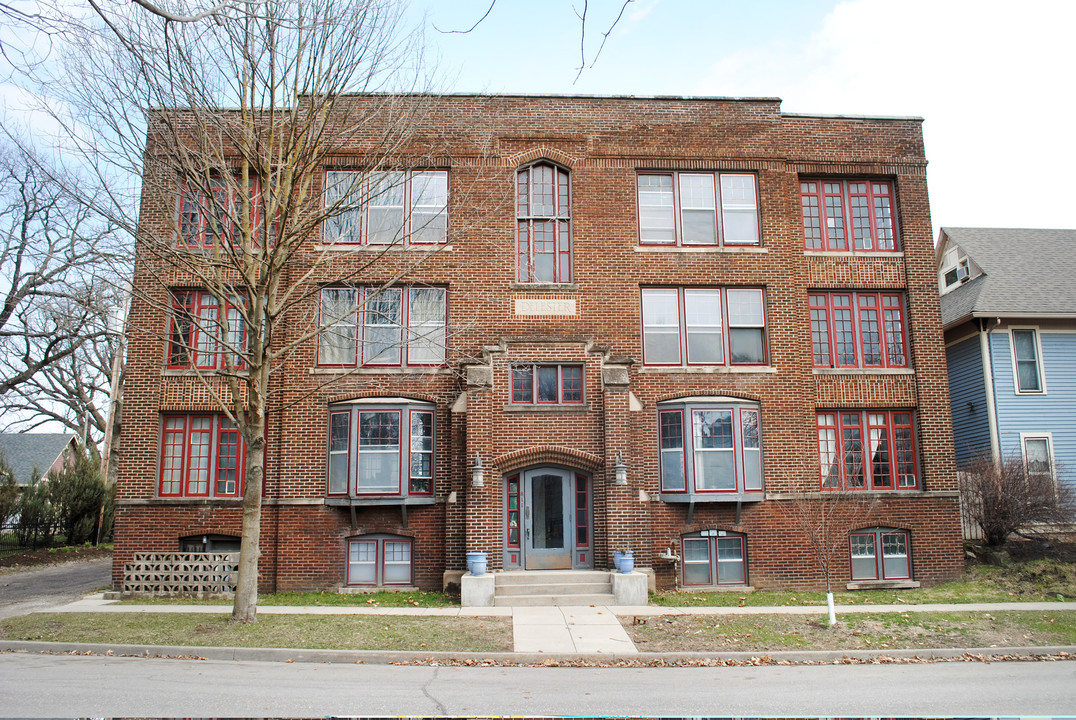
{"left": 115, "top": 95, "right": 963, "bottom": 593}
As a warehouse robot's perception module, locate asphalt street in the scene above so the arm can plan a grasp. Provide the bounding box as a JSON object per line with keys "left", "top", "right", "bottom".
{"left": 0, "top": 558, "right": 112, "bottom": 619}
{"left": 0, "top": 653, "right": 1074, "bottom": 716}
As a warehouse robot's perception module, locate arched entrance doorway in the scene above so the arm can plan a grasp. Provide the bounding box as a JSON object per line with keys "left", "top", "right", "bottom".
{"left": 504, "top": 467, "right": 592, "bottom": 570}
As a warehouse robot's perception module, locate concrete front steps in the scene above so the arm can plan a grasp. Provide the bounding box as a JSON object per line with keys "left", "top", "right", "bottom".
{"left": 494, "top": 569, "right": 614, "bottom": 607}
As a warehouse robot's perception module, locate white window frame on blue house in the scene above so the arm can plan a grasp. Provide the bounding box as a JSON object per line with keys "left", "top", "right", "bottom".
{"left": 1020, "top": 432, "right": 1056, "bottom": 486}
{"left": 1009, "top": 327, "right": 1046, "bottom": 395}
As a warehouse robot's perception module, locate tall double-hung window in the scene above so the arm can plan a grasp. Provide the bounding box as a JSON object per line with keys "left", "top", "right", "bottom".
{"left": 178, "top": 177, "right": 265, "bottom": 249}
{"left": 317, "top": 286, "right": 447, "bottom": 367}
{"left": 517, "top": 162, "right": 571, "bottom": 283}
{"left": 323, "top": 170, "right": 448, "bottom": 245}
{"left": 801, "top": 179, "right": 897, "bottom": 252}
{"left": 638, "top": 172, "right": 759, "bottom": 246}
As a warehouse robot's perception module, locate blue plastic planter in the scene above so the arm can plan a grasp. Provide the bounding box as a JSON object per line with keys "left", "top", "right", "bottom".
{"left": 619, "top": 552, "right": 634, "bottom": 574}
{"left": 466, "top": 551, "right": 488, "bottom": 576}
{"left": 612, "top": 550, "right": 624, "bottom": 572}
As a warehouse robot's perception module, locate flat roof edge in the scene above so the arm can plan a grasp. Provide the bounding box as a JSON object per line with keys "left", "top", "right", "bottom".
{"left": 782, "top": 111, "right": 924, "bottom": 122}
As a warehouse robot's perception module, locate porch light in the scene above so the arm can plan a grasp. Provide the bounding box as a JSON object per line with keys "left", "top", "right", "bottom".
{"left": 471, "top": 453, "right": 485, "bottom": 488}
{"left": 614, "top": 451, "right": 628, "bottom": 486}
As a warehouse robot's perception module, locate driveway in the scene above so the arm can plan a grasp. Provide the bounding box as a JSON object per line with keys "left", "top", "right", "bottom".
{"left": 0, "top": 558, "right": 112, "bottom": 620}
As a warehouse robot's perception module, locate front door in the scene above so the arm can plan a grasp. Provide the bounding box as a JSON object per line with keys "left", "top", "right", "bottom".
{"left": 524, "top": 468, "right": 572, "bottom": 569}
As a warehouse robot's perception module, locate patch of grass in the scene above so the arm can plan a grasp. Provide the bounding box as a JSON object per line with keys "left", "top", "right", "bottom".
{"left": 625, "top": 610, "right": 1076, "bottom": 653}
{"left": 120, "top": 589, "right": 458, "bottom": 607}
{"left": 0, "top": 612, "right": 511, "bottom": 652}
{"left": 651, "top": 558, "right": 1076, "bottom": 607}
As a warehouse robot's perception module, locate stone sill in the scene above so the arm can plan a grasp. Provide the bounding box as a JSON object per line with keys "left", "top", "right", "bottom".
{"left": 846, "top": 580, "right": 920, "bottom": 591}
{"left": 309, "top": 366, "right": 451, "bottom": 375}
{"left": 813, "top": 368, "right": 915, "bottom": 376}
{"left": 634, "top": 245, "right": 768, "bottom": 254}
{"left": 659, "top": 492, "right": 765, "bottom": 504}
{"left": 509, "top": 282, "right": 579, "bottom": 291}
{"left": 502, "top": 404, "right": 591, "bottom": 413}
{"left": 805, "top": 250, "right": 905, "bottom": 259}
{"left": 337, "top": 585, "right": 419, "bottom": 594}
{"left": 639, "top": 366, "right": 776, "bottom": 375}
{"left": 324, "top": 497, "right": 438, "bottom": 507}
{"left": 314, "top": 243, "right": 453, "bottom": 252}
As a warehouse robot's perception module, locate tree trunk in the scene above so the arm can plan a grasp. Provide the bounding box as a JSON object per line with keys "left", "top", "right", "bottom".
{"left": 232, "top": 435, "right": 264, "bottom": 622}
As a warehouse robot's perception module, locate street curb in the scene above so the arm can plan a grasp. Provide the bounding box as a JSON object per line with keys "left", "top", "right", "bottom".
{"left": 2, "top": 640, "right": 1074, "bottom": 666}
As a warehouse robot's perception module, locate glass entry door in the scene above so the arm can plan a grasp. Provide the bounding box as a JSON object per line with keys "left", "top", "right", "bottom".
{"left": 523, "top": 468, "right": 572, "bottom": 569}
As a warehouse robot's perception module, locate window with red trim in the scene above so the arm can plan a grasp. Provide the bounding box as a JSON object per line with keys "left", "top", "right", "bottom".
{"left": 801, "top": 179, "right": 897, "bottom": 252}
{"left": 638, "top": 172, "right": 759, "bottom": 246}
{"left": 517, "top": 162, "right": 571, "bottom": 283}
{"left": 817, "top": 410, "right": 918, "bottom": 490}
{"left": 323, "top": 170, "right": 448, "bottom": 245}
{"left": 641, "top": 287, "right": 766, "bottom": 367}
{"left": 810, "top": 292, "right": 907, "bottom": 369}
{"left": 167, "top": 289, "right": 247, "bottom": 371}
{"left": 178, "top": 177, "right": 265, "bottom": 249}
{"left": 326, "top": 401, "right": 435, "bottom": 498}
{"left": 317, "top": 286, "right": 446, "bottom": 367}
{"left": 159, "top": 414, "right": 245, "bottom": 498}
{"left": 510, "top": 364, "right": 584, "bottom": 404}
{"left": 850, "top": 528, "right": 911, "bottom": 581}
{"left": 658, "top": 399, "right": 764, "bottom": 497}
{"left": 682, "top": 532, "right": 747, "bottom": 586}
{"left": 347, "top": 534, "right": 414, "bottom": 586}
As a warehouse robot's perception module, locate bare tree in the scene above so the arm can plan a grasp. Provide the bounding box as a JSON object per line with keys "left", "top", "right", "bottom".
{"left": 786, "top": 490, "right": 878, "bottom": 625}
{"left": 0, "top": 144, "right": 123, "bottom": 401}
{"left": 959, "top": 452, "right": 1075, "bottom": 548}
{"left": 19, "top": 0, "right": 439, "bottom": 622}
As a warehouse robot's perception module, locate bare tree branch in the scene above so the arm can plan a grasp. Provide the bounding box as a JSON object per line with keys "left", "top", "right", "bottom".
{"left": 432, "top": 0, "right": 495, "bottom": 34}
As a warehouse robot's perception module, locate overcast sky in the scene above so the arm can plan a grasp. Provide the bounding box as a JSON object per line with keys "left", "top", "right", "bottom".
{"left": 416, "top": 0, "right": 1076, "bottom": 242}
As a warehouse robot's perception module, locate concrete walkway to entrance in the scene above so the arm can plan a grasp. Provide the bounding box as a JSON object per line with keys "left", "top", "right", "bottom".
{"left": 512, "top": 606, "right": 637, "bottom": 654}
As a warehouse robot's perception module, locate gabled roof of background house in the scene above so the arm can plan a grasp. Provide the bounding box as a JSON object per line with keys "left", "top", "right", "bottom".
{"left": 0, "top": 433, "right": 78, "bottom": 486}
{"left": 938, "top": 227, "right": 1076, "bottom": 328}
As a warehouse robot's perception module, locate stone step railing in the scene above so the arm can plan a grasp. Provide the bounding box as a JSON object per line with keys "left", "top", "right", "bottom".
{"left": 123, "top": 552, "right": 239, "bottom": 597}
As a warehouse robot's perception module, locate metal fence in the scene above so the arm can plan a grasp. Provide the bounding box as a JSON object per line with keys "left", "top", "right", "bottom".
{"left": 0, "top": 521, "right": 69, "bottom": 556}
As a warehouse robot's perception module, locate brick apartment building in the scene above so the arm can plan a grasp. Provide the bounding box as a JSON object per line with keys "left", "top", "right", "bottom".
{"left": 114, "top": 94, "right": 964, "bottom": 596}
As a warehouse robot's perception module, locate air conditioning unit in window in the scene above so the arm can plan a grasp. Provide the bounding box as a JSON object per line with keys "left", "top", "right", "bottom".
{"left": 956, "top": 264, "right": 969, "bottom": 281}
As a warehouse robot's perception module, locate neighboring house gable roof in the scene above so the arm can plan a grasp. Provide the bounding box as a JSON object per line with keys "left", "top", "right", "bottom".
{"left": 938, "top": 227, "right": 1076, "bottom": 328}
{"left": 0, "top": 433, "right": 78, "bottom": 486}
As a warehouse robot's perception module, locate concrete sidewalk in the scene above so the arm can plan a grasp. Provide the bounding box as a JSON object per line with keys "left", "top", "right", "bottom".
{"left": 45, "top": 593, "right": 1076, "bottom": 656}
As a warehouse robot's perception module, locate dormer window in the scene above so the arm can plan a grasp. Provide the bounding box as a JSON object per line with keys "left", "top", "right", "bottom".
{"left": 940, "top": 246, "right": 970, "bottom": 292}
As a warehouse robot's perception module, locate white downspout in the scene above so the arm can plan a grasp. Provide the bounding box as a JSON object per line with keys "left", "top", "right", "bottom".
{"left": 978, "top": 318, "right": 1001, "bottom": 464}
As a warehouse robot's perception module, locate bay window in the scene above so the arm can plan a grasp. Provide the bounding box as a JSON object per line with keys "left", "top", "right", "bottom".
{"left": 327, "top": 400, "right": 435, "bottom": 499}
{"left": 658, "top": 398, "right": 763, "bottom": 498}
{"left": 801, "top": 179, "right": 897, "bottom": 252}
{"left": 642, "top": 287, "right": 766, "bottom": 366}
{"left": 637, "top": 172, "right": 759, "bottom": 246}
{"left": 817, "top": 410, "right": 918, "bottom": 490}
{"left": 159, "top": 414, "right": 245, "bottom": 498}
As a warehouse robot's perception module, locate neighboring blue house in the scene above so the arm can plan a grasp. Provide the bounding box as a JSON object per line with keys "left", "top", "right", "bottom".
{"left": 938, "top": 227, "right": 1076, "bottom": 490}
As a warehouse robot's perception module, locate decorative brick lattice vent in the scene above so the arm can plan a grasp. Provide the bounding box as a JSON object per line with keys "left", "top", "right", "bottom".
{"left": 123, "top": 552, "right": 239, "bottom": 596}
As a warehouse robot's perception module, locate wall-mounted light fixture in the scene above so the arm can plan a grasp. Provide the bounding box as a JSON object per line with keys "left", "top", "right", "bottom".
{"left": 471, "top": 453, "right": 485, "bottom": 488}
{"left": 614, "top": 450, "right": 628, "bottom": 486}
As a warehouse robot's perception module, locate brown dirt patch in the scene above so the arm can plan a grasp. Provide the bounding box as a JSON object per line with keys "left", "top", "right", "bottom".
{"left": 0, "top": 546, "right": 112, "bottom": 571}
